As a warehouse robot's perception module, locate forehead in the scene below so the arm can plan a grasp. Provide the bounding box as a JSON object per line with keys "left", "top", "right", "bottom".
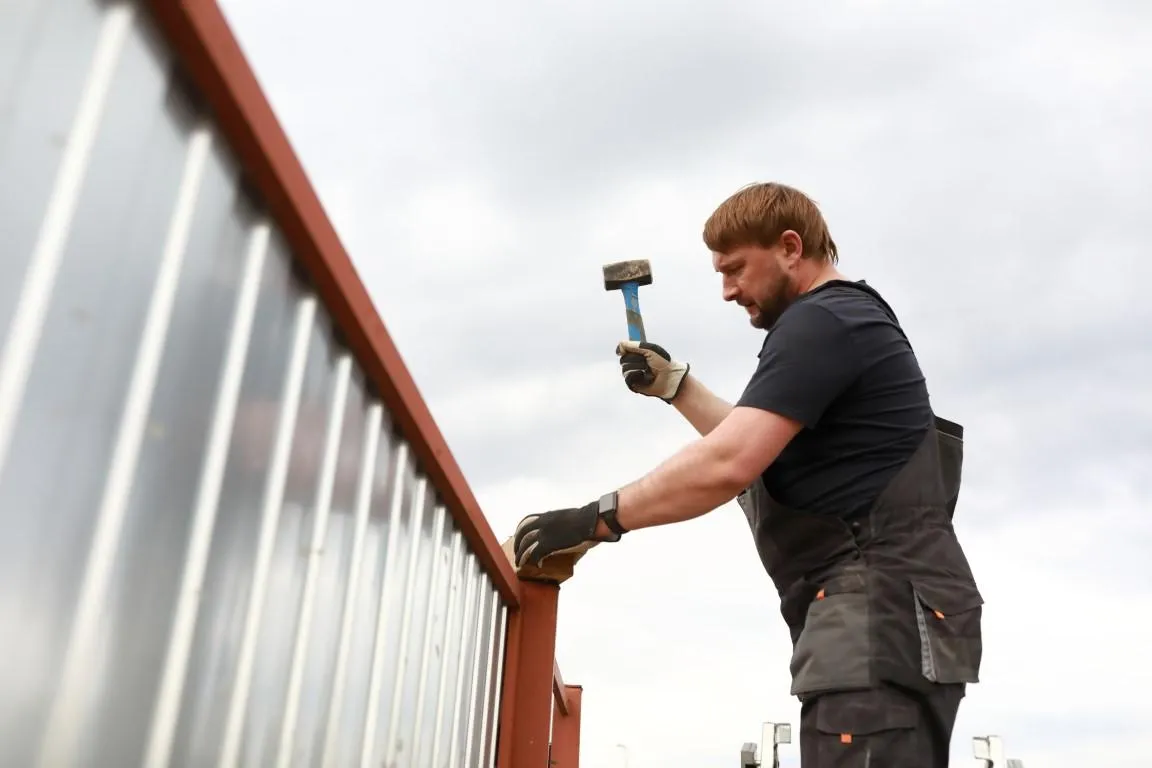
{"left": 711, "top": 245, "right": 763, "bottom": 271}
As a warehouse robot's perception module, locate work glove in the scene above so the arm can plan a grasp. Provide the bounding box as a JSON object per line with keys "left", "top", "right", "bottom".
{"left": 513, "top": 501, "right": 602, "bottom": 569}
{"left": 616, "top": 340, "right": 689, "bottom": 402}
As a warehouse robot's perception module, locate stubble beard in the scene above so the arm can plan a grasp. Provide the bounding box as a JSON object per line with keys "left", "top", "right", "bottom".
{"left": 748, "top": 275, "right": 794, "bottom": 330}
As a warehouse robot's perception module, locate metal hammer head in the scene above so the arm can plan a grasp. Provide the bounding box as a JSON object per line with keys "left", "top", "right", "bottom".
{"left": 602, "top": 259, "right": 652, "bottom": 291}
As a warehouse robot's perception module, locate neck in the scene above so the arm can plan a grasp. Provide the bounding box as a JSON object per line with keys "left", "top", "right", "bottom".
{"left": 797, "top": 262, "right": 847, "bottom": 295}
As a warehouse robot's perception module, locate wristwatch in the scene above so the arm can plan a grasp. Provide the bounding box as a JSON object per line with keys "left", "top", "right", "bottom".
{"left": 597, "top": 491, "right": 629, "bottom": 542}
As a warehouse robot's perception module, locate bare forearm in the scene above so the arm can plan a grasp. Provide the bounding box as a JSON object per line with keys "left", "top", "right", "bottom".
{"left": 613, "top": 438, "right": 745, "bottom": 531}
{"left": 670, "top": 374, "right": 734, "bottom": 436}
{"left": 589, "top": 404, "right": 803, "bottom": 539}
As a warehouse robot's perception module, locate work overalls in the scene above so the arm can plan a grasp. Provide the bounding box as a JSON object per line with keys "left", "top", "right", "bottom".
{"left": 737, "top": 289, "right": 984, "bottom": 767}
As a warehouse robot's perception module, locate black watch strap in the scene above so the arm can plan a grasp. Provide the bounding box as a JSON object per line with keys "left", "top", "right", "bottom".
{"left": 597, "top": 491, "right": 628, "bottom": 541}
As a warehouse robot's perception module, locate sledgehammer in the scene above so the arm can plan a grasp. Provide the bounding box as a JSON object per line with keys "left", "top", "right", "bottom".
{"left": 602, "top": 259, "right": 652, "bottom": 342}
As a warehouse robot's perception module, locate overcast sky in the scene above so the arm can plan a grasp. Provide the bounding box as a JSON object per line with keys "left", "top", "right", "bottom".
{"left": 218, "top": 1, "right": 1151, "bottom": 765}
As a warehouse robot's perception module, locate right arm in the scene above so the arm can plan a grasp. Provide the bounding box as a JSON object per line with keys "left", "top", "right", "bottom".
{"left": 668, "top": 374, "right": 733, "bottom": 437}
{"left": 615, "top": 340, "right": 732, "bottom": 436}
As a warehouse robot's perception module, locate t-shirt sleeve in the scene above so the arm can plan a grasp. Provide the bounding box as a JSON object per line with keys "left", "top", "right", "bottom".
{"left": 736, "top": 301, "right": 862, "bottom": 428}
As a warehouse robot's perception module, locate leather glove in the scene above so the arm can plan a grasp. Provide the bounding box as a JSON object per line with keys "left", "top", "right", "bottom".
{"left": 513, "top": 501, "right": 602, "bottom": 569}
{"left": 616, "top": 340, "right": 689, "bottom": 402}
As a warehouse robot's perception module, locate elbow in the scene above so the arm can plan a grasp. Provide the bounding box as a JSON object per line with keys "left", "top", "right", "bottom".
{"left": 721, "top": 462, "right": 760, "bottom": 496}
{"left": 712, "top": 438, "right": 774, "bottom": 495}
{"left": 711, "top": 451, "right": 762, "bottom": 497}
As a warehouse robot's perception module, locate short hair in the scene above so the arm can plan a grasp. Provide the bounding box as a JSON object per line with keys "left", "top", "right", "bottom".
{"left": 702, "top": 182, "right": 838, "bottom": 264}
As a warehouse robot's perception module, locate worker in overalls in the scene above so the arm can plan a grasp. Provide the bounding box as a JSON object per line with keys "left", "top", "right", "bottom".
{"left": 512, "top": 182, "right": 984, "bottom": 767}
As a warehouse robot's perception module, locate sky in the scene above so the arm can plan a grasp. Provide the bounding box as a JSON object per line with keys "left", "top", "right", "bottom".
{"left": 217, "top": 1, "right": 1152, "bottom": 765}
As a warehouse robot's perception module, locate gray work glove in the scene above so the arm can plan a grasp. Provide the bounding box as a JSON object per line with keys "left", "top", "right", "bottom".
{"left": 616, "top": 340, "right": 689, "bottom": 402}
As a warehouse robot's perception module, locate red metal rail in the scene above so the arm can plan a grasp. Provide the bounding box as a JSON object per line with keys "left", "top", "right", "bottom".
{"left": 143, "top": 2, "right": 582, "bottom": 763}
{"left": 146, "top": 0, "right": 521, "bottom": 609}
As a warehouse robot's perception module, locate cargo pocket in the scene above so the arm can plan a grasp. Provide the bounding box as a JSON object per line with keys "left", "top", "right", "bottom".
{"left": 789, "top": 575, "right": 872, "bottom": 697}
{"left": 813, "top": 688, "right": 922, "bottom": 767}
{"left": 911, "top": 581, "right": 983, "bottom": 685}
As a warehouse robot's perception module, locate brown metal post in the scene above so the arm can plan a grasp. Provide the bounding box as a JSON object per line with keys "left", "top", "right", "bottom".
{"left": 549, "top": 684, "right": 583, "bottom": 768}
{"left": 495, "top": 580, "right": 559, "bottom": 768}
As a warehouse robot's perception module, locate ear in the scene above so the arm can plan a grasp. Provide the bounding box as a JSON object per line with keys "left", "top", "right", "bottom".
{"left": 778, "top": 229, "right": 804, "bottom": 265}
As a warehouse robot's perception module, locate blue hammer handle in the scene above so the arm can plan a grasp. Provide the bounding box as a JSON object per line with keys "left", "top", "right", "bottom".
{"left": 619, "top": 281, "right": 647, "bottom": 342}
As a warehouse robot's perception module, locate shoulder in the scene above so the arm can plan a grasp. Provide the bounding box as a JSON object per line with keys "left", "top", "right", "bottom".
{"left": 774, "top": 281, "right": 909, "bottom": 347}
{"left": 798, "top": 281, "right": 900, "bottom": 327}
{"left": 757, "top": 285, "right": 859, "bottom": 358}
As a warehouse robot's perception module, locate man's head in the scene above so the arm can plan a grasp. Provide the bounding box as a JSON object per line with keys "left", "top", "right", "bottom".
{"left": 703, "top": 182, "right": 840, "bottom": 329}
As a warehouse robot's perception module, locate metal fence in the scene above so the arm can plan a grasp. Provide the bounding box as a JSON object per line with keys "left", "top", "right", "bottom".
{"left": 0, "top": 1, "right": 578, "bottom": 766}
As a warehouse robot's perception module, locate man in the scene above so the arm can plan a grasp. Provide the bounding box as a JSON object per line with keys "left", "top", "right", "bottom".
{"left": 512, "top": 182, "right": 983, "bottom": 767}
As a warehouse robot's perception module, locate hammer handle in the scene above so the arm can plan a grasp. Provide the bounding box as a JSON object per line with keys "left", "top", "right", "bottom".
{"left": 620, "top": 282, "right": 647, "bottom": 342}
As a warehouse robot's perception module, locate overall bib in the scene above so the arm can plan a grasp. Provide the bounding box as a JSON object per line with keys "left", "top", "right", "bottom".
{"left": 737, "top": 287, "right": 984, "bottom": 767}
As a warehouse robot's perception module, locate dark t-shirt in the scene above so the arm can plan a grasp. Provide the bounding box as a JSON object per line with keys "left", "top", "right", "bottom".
{"left": 735, "top": 280, "right": 932, "bottom": 520}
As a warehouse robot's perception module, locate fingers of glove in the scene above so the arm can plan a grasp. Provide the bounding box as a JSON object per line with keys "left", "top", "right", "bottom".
{"left": 623, "top": 366, "right": 656, "bottom": 392}
{"left": 619, "top": 349, "right": 667, "bottom": 376}
{"left": 515, "top": 532, "right": 541, "bottom": 568}
{"left": 513, "top": 515, "right": 542, "bottom": 566}
{"left": 616, "top": 340, "right": 672, "bottom": 363}
{"left": 514, "top": 505, "right": 598, "bottom": 567}
{"left": 619, "top": 352, "right": 653, "bottom": 376}
{"left": 638, "top": 341, "right": 672, "bottom": 361}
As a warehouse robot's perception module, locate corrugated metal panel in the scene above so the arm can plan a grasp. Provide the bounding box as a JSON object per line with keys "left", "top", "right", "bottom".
{"left": 0, "top": 2, "right": 508, "bottom": 766}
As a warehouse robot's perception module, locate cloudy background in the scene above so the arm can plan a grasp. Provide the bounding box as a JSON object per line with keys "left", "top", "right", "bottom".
{"left": 217, "top": 1, "right": 1151, "bottom": 765}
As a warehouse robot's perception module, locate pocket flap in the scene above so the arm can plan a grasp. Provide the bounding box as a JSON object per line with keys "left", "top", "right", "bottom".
{"left": 814, "top": 689, "right": 919, "bottom": 736}
{"left": 818, "top": 569, "right": 867, "bottom": 598}
{"left": 912, "top": 579, "right": 983, "bottom": 617}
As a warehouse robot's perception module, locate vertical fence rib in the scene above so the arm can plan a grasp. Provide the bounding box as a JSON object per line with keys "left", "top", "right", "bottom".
{"left": 432, "top": 556, "right": 479, "bottom": 767}
{"left": 382, "top": 498, "right": 441, "bottom": 762}
{"left": 444, "top": 559, "right": 481, "bottom": 766}
{"left": 36, "top": 122, "right": 215, "bottom": 768}
{"left": 318, "top": 403, "right": 383, "bottom": 767}
{"left": 389, "top": 504, "right": 449, "bottom": 764}
{"left": 418, "top": 531, "right": 464, "bottom": 768}
{"left": 142, "top": 219, "right": 271, "bottom": 768}
{"left": 461, "top": 584, "right": 494, "bottom": 767}
{"left": 483, "top": 603, "right": 508, "bottom": 768}
{"left": 218, "top": 294, "right": 318, "bottom": 768}
{"left": 273, "top": 353, "right": 353, "bottom": 768}
{"left": 0, "top": 1, "right": 135, "bottom": 478}
{"left": 357, "top": 442, "right": 411, "bottom": 767}
{"left": 472, "top": 592, "right": 502, "bottom": 768}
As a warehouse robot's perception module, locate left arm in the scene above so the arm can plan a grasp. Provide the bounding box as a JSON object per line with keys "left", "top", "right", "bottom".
{"left": 596, "top": 405, "right": 803, "bottom": 535}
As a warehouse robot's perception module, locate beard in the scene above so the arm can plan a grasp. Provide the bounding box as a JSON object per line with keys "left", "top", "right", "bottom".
{"left": 747, "top": 273, "right": 794, "bottom": 330}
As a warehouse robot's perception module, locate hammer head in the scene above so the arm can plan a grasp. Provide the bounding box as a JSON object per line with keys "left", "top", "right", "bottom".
{"left": 602, "top": 259, "right": 652, "bottom": 291}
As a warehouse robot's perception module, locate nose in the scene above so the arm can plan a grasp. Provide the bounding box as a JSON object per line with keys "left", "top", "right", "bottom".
{"left": 722, "top": 279, "right": 740, "bottom": 303}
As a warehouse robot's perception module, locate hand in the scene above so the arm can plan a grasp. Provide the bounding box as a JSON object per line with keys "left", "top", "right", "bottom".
{"left": 513, "top": 501, "right": 601, "bottom": 568}
{"left": 616, "top": 340, "right": 689, "bottom": 402}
